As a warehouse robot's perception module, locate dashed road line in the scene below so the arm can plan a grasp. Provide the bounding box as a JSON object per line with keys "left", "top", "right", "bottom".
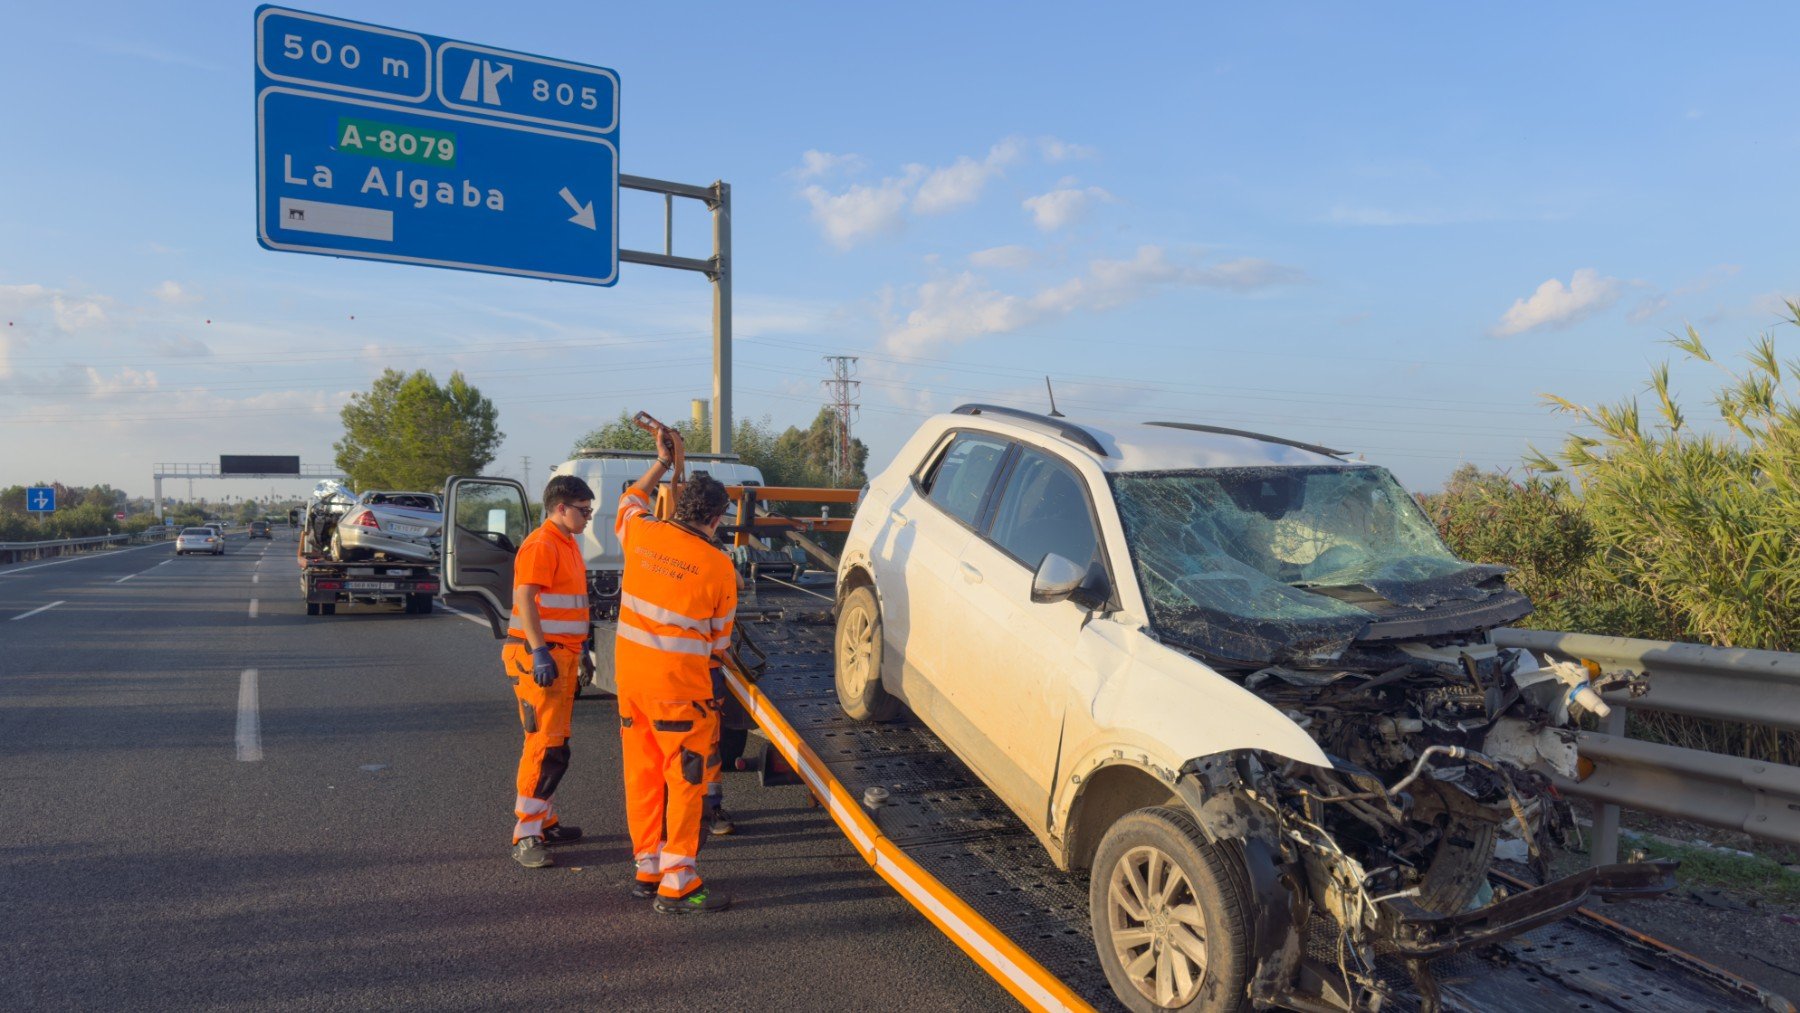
{"left": 236, "top": 668, "right": 263, "bottom": 762}
{"left": 249, "top": 598, "right": 260, "bottom": 619}
{"left": 10, "top": 601, "right": 66, "bottom": 622}
{"left": 115, "top": 573, "right": 137, "bottom": 583}
{"left": 252, "top": 573, "right": 260, "bottom": 584}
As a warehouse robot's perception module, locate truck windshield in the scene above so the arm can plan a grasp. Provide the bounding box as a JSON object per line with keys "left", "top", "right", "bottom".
{"left": 1109, "top": 466, "right": 1490, "bottom": 664}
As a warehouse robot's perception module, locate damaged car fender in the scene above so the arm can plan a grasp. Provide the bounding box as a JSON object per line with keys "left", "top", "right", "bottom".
{"left": 1051, "top": 618, "right": 1329, "bottom": 864}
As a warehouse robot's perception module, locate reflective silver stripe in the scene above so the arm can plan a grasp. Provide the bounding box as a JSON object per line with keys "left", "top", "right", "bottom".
{"left": 712, "top": 635, "right": 731, "bottom": 651}
{"left": 621, "top": 591, "right": 710, "bottom": 633}
{"left": 538, "top": 593, "right": 589, "bottom": 609}
{"left": 615, "top": 492, "right": 650, "bottom": 537}
{"left": 616, "top": 623, "right": 712, "bottom": 657}
{"left": 540, "top": 619, "right": 590, "bottom": 635}
{"left": 709, "top": 616, "right": 733, "bottom": 632}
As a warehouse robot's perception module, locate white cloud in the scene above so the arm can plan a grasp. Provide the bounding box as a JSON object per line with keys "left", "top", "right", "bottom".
{"left": 968, "top": 245, "right": 1035, "bottom": 270}
{"left": 884, "top": 246, "right": 1305, "bottom": 354}
{"left": 791, "top": 150, "right": 867, "bottom": 180}
{"left": 1038, "top": 136, "right": 1096, "bottom": 162}
{"left": 152, "top": 335, "right": 212, "bottom": 358}
{"left": 151, "top": 280, "right": 200, "bottom": 304}
{"left": 83, "top": 366, "right": 158, "bottom": 398}
{"left": 1022, "top": 185, "right": 1113, "bottom": 231}
{"left": 1491, "top": 269, "right": 1623, "bottom": 337}
{"left": 799, "top": 166, "right": 924, "bottom": 249}
{"left": 794, "top": 137, "right": 1032, "bottom": 246}
{"left": 912, "top": 138, "right": 1023, "bottom": 215}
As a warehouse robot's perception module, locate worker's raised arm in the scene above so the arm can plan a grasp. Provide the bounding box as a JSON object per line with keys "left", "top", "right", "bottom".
{"left": 618, "top": 426, "right": 677, "bottom": 536}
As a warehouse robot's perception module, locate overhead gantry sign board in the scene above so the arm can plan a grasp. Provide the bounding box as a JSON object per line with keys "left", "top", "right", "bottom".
{"left": 254, "top": 6, "right": 620, "bottom": 285}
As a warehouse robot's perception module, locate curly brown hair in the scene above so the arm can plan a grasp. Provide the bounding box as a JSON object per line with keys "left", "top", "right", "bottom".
{"left": 675, "top": 473, "right": 730, "bottom": 526}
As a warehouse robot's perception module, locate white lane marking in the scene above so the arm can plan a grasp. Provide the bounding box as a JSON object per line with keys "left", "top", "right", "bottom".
{"left": 253, "top": 574, "right": 260, "bottom": 584}
{"left": 249, "top": 598, "right": 260, "bottom": 619}
{"left": 236, "top": 668, "right": 263, "bottom": 762}
{"left": 440, "top": 602, "right": 491, "bottom": 629}
{"left": 10, "top": 601, "right": 66, "bottom": 621}
{"left": 0, "top": 540, "right": 167, "bottom": 578}
{"left": 115, "top": 573, "right": 137, "bottom": 583}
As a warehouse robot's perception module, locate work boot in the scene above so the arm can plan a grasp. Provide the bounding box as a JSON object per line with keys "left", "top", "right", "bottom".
{"left": 708, "top": 804, "right": 736, "bottom": 837}
{"left": 511, "top": 836, "right": 553, "bottom": 869}
{"left": 631, "top": 880, "right": 658, "bottom": 899}
{"left": 542, "top": 823, "right": 584, "bottom": 846}
{"left": 654, "top": 887, "right": 731, "bottom": 915}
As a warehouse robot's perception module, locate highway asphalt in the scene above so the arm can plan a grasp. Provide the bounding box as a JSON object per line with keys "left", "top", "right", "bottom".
{"left": 0, "top": 533, "right": 1015, "bottom": 1011}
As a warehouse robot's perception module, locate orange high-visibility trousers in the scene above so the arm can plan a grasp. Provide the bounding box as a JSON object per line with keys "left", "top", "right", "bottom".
{"left": 619, "top": 694, "right": 720, "bottom": 898}
{"left": 504, "top": 641, "right": 579, "bottom": 843}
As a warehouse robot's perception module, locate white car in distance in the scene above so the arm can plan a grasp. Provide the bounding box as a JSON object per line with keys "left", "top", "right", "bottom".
{"left": 174, "top": 527, "right": 224, "bottom": 556}
{"left": 834, "top": 404, "right": 1660, "bottom": 1013}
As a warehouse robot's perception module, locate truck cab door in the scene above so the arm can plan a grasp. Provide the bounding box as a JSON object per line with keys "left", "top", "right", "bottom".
{"left": 442, "top": 476, "right": 532, "bottom": 638}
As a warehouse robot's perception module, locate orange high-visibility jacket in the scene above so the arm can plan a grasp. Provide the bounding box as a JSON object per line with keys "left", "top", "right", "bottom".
{"left": 507, "top": 520, "right": 590, "bottom": 647}
{"left": 613, "top": 489, "right": 737, "bottom": 700}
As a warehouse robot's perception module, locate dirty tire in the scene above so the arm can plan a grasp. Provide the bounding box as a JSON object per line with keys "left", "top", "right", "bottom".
{"left": 406, "top": 594, "right": 433, "bottom": 614}
{"left": 320, "top": 603, "right": 336, "bottom": 616}
{"left": 835, "top": 584, "right": 899, "bottom": 722}
{"left": 1090, "top": 806, "right": 1253, "bottom": 1013}
{"left": 306, "top": 602, "right": 320, "bottom": 616}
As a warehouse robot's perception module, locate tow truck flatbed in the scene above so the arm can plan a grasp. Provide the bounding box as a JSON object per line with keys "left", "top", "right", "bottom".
{"left": 722, "top": 584, "right": 1793, "bottom": 1013}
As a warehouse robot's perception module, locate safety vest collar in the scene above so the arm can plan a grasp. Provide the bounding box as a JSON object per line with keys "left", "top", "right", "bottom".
{"left": 537, "top": 519, "right": 578, "bottom": 548}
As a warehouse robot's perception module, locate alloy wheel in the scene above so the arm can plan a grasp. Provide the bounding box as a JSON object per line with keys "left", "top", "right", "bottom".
{"left": 1107, "top": 844, "right": 1209, "bottom": 1008}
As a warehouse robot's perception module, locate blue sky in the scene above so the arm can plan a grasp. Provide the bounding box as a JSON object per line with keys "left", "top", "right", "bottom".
{"left": 4, "top": 2, "right": 1798, "bottom": 501}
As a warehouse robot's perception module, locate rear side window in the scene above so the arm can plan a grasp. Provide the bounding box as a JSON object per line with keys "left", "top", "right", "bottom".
{"left": 921, "top": 433, "right": 1009, "bottom": 527}
{"left": 987, "top": 448, "right": 1098, "bottom": 571}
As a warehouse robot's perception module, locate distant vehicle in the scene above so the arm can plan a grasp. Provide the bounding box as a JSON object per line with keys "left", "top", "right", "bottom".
{"left": 329, "top": 490, "right": 443, "bottom": 563}
{"left": 248, "top": 521, "right": 271, "bottom": 539}
{"left": 175, "top": 527, "right": 223, "bottom": 556}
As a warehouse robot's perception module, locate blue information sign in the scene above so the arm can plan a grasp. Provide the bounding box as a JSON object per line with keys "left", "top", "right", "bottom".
{"left": 254, "top": 6, "right": 619, "bottom": 285}
{"left": 26, "top": 487, "right": 55, "bottom": 513}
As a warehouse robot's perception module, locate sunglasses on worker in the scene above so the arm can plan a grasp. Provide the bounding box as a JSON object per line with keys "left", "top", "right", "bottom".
{"left": 560, "top": 502, "right": 595, "bottom": 518}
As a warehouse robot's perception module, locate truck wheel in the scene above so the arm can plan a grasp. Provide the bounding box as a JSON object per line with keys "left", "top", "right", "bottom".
{"left": 835, "top": 584, "right": 899, "bottom": 722}
{"left": 1090, "top": 806, "right": 1253, "bottom": 1013}
{"left": 405, "top": 594, "right": 432, "bottom": 614}
{"left": 321, "top": 603, "right": 337, "bottom": 616}
{"left": 306, "top": 602, "right": 320, "bottom": 616}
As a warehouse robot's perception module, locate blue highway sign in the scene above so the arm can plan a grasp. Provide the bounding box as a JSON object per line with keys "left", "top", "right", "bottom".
{"left": 254, "top": 6, "right": 619, "bottom": 286}
{"left": 26, "top": 487, "right": 55, "bottom": 513}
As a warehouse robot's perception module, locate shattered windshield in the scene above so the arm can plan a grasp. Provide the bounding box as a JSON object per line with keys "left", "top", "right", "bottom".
{"left": 1110, "top": 466, "right": 1489, "bottom": 664}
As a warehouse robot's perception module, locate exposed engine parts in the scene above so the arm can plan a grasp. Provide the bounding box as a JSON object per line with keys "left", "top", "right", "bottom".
{"left": 1185, "top": 642, "right": 1665, "bottom": 1011}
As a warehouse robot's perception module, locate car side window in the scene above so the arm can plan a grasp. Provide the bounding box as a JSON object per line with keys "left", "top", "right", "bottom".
{"left": 986, "top": 448, "right": 1098, "bottom": 572}
{"left": 921, "top": 433, "right": 1009, "bottom": 527}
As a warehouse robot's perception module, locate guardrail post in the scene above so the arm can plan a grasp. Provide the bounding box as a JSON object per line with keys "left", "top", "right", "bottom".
{"left": 1590, "top": 706, "right": 1627, "bottom": 866}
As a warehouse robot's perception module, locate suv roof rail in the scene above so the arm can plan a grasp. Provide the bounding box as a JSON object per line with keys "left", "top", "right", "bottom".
{"left": 951, "top": 404, "right": 1108, "bottom": 457}
{"left": 1143, "top": 421, "right": 1348, "bottom": 459}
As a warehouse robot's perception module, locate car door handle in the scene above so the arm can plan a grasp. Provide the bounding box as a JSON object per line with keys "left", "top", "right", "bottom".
{"left": 959, "top": 562, "right": 983, "bottom": 584}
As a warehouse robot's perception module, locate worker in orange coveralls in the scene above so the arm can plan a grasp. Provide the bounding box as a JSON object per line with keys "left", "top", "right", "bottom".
{"left": 503, "top": 475, "right": 596, "bottom": 870}
{"left": 615, "top": 424, "right": 737, "bottom": 913}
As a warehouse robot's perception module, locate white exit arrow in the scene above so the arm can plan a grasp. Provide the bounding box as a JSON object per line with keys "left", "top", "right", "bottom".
{"left": 558, "top": 187, "right": 596, "bottom": 231}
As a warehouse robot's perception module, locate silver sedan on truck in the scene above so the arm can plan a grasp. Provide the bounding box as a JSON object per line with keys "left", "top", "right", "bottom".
{"left": 327, "top": 491, "right": 443, "bottom": 563}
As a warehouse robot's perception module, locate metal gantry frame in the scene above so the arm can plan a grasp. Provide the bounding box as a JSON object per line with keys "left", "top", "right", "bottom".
{"left": 619, "top": 174, "right": 734, "bottom": 455}
{"left": 151, "top": 462, "right": 344, "bottom": 523}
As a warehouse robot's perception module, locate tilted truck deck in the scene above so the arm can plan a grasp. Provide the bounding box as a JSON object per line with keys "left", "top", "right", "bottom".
{"left": 720, "top": 582, "right": 1794, "bottom": 1013}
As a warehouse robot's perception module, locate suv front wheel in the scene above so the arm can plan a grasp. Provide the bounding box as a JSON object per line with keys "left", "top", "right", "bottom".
{"left": 1090, "top": 806, "right": 1254, "bottom": 1013}
{"left": 834, "top": 584, "right": 900, "bottom": 722}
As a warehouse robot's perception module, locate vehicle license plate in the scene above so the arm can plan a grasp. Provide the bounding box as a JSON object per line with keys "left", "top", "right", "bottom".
{"left": 390, "top": 522, "right": 428, "bottom": 536}
{"left": 346, "top": 581, "right": 396, "bottom": 590}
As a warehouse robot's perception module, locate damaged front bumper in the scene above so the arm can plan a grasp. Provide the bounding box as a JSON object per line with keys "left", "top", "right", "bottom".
{"left": 1382, "top": 860, "right": 1678, "bottom": 958}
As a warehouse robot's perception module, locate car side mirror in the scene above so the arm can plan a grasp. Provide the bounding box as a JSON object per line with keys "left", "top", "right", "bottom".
{"left": 1031, "top": 553, "right": 1110, "bottom": 610}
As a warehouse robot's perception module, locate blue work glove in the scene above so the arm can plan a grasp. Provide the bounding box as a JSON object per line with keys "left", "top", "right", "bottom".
{"left": 531, "top": 646, "right": 558, "bottom": 687}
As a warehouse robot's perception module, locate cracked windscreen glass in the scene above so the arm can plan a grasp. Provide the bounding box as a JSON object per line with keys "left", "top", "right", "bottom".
{"left": 1110, "top": 466, "right": 1483, "bottom": 663}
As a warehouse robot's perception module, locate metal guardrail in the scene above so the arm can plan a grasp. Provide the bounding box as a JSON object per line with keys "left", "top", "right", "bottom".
{"left": 0, "top": 533, "right": 130, "bottom": 565}
{"left": 1494, "top": 628, "right": 1800, "bottom": 862}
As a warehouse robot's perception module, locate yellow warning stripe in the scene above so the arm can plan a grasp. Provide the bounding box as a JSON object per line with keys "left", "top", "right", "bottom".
{"left": 721, "top": 662, "right": 1095, "bottom": 1013}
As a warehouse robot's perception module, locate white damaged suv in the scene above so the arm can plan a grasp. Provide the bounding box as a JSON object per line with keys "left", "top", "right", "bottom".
{"left": 835, "top": 405, "right": 1669, "bottom": 1013}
